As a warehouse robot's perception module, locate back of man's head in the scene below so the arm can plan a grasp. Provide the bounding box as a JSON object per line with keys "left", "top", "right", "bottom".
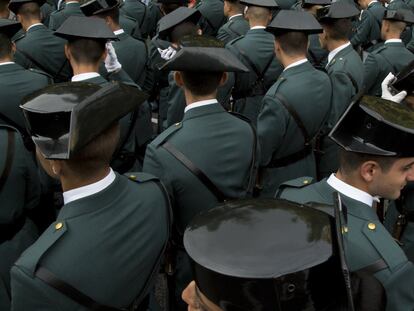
{"left": 338, "top": 149, "right": 397, "bottom": 175}
{"left": 17, "top": 1, "right": 40, "bottom": 20}
{"left": 0, "top": 33, "right": 12, "bottom": 60}
{"left": 321, "top": 18, "right": 353, "bottom": 41}
{"left": 180, "top": 71, "right": 224, "bottom": 97}
{"left": 170, "top": 21, "right": 200, "bottom": 44}
{"left": 66, "top": 38, "right": 106, "bottom": 65}
{"left": 245, "top": 6, "right": 271, "bottom": 26}
{"left": 276, "top": 31, "right": 308, "bottom": 56}
{"left": 96, "top": 7, "right": 120, "bottom": 26}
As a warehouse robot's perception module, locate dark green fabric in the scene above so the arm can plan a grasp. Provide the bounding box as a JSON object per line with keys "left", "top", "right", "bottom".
{"left": 387, "top": 0, "right": 412, "bottom": 45}
{"left": 216, "top": 14, "right": 249, "bottom": 44}
{"left": 279, "top": 178, "right": 414, "bottom": 311}
{"left": 318, "top": 44, "right": 363, "bottom": 178}
{"left": 226, "top": 28, "right": 284, "bottom": 125}
{"left": 307, "top": 33, "right": 328, "bottom": 70}
{"left": 120, "top": 13, "right": 142, "bottom": 39}
{"left": 120, "top": 0, "right": 149, "bottom": 37}
{"left": 0, "top": 63, "right": 50, "bottom": 130}
{"left": 48, "top": 2, "right": 84, "bottom": 31}
{"left": 196, "top": 0, "right": 227, "bottom": 36}
{"left": 364, "top": 41, "right": 414, "bottom": 96}
{"left": 10, "top": 173, "right": 169, "bottom": 310}
{"left": 257, "top": 61, "right": 331, "bottom": 197}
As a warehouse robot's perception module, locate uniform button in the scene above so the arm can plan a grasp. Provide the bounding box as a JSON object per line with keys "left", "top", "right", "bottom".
{"left": 342, "top": 226, "right": 348, "bottom": 234}
{"left": 303, "top": 180, "right": 310, "bottom": 185}
{"left": 175, "top": 122, "right": 181, "bottom": 126}
{"left": 55, "top": 222, "right": 63, "bottom": 230}
{"left": 129, "top": 175, "right": 137, "bottom": 180}
{"left": 368, "top": 223, "right": 376, "bottom": 230}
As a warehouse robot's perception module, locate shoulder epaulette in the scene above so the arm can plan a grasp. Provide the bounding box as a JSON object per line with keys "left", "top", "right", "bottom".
{"left": 12, "top": 32, "right": 26, "bottom": 43}
{"left": 28, "top": 68, "right": 53, "bottom": 79}
{"left": 279, "top": 176, "right": 314, "bottom": 189}
{"left": 329, "top": 55, "right": 348, "bottom": 68}
{"left": 151, "top": 122, "right": 182, "bottom": 147}
{"left": 0, "top": 124, "right": 18, "bottom": 132}
{"left": 125, "top": 172, "right": 160, "bottom": 183}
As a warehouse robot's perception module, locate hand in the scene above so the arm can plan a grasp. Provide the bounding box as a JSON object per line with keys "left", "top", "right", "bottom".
{"left": 105, "top": 42, "right": 122, "bottom": 73}
{"left": 381, "top": 72, "right": 407, "bottom": 103}
{"left": 182, "top": 281, "right": 200, "bottom": 311}
{"left": 157, "top": 46, "right": 177, "bottom": 61}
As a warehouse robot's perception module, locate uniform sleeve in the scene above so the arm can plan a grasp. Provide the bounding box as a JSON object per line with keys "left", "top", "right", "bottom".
{"left": 363, "top": 53, "right": 380, "bottom": 93}
{"left": 216, "top": 26, "right": 231, "bottom": 44}
{"left": 329, "top": 71, "right": 355, "bottom": 125}
{"left": 143, "top": 144, "right": 173, "bottom": 196}
{"left": 165, "top": 76, "right": 186, "bottom": 128}
{"left": 21, "top": 138, "right": 41, "bottom": 211}
{"left": 257, "top": 94, "right": 289, "bottom": 166}
{"left": 350, "top": 10, "right": 371, "bottom": 47}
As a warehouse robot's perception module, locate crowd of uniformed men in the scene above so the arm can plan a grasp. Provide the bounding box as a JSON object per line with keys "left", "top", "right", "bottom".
{"left": 2, "top": 0, "right": 414, "bottom": 308}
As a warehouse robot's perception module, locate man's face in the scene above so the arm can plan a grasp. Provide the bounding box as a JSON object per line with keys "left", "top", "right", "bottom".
{"left": 370, "top": 157, "right": 414, "bottom": 199}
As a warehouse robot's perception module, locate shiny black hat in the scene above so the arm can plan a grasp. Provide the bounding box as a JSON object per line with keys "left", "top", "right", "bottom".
{"left": 266, "top": 10, "right": 323, "bottom": 35}
{"left": 21, "top": 82, "right": 148, "bottom": 159}
{"left": 329, "top": 95, "right": 414, "bottom": 157}
{"left": 157, "top": 0, "right": 188, "bottom": 4}
{"left": 54, "top": 16, "right": 117, "bottom": 41}
{"left": 8, "top": 0, "right": 45, "bottom": 14}
{"left": 239, "top": 0, "right": 278, "bottom": 8}
{"left": 392, "top": 59, "right": 414, "bottom": 95}
{"left": 80, "top": 0, "right": 119, "bottom": 16}
{"left": 158, "top": 7, "right": 201, "bottom": 40}
{"left": 184, "top": 199, "right": 351, "bottom": 311}
{"left": 158, "top": 37, "right": 249, "bottom": 72}
{"left": 316, "top": 2, "right": 360, "bottom": 22}
{"left": 0, "top": 19, "right": 21, "bottom": 38}
{"left": 383, "top": 9, "right": 414, "bottom": 24}
{"left": 301, "top": 0, "right": 331, "bottom": 8}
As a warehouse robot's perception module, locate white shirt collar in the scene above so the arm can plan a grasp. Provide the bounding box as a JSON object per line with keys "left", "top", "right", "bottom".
{"left": 0, "top": 61, "right": 14, "bottom": 66}
{"left": 250, "top": 26, "right": 266, "bottom": 30}
{"left": 114, "top": 29, "right": 125, "bottom": 35}
{"left": 71, "top": 72, "right": 101, "bottom": 81}
{"left": 327, "top": 174, "right": 380, "bottom": 207}
{"left": 229, "top": 13, "right": 243, "bottom": 21}
{"left": 26, "top": 23, "right": 43, "bottom": 32}
{"left": 283, "top": 58, "right": 308, "bottom": 71}
{"left": 66, "top": 1, "right": 79, "bottom": 4}
{"left": 328, "top": 42, "right": 351, "bottom": 65}
{"left": 63, "top": 168, "right": 116, "bottom": 205}
{"left": 385, "top": 39, "right": 402, "bottom": 44}
{"left": 184, "top": 99, "right": 218, "bottom": 113}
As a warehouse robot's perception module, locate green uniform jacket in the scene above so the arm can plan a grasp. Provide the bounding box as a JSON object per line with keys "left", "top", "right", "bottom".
{"left": 350, "top": 2, "right": 385, "bottom": 49}
{"left": 216, "top": 14, "right": 249, "bottom": 45}
{"left": 0, "top": 63, "right": 50, "bottom": 130}
{"left": 143, "top": 103, "right": 258, "bottom": 310}
{"left": 257, "top": 61, "right": 331, "bottom": 197}
{"left": 48, "top": 2, "right": 84, "bottom": 30}
{"left": 278, "top": 177, "right": 414, "bottom": 311}
{"left": 0, "top": 126, "right": 40, "bottom": 310}
{"left": 308, "top": 33, "right": 328, "bottom": 70}
{"left": 277, "top": 0, "right": 298, "bottom": 9}
{"left": 364, "top": 41, "right": 414, "bottom": 96}
{"left": 120, "top": 0, "right": 148, "bottom": 37}
{"left": 10, "top": 173, "right": 169, "bottom": 310}
{"left": 387, "top": 0, "right": 412, "bottom": 45}
{"left": 226, "top": 28, "right": 284, "bottom": 125}
{"left": 120, "top": 14, "right": 142, "bottom": 39}
{"left": 196, "top": 0, "right": 227, "bottom": 36}
{"left": 318, "top": 44, "right": 363, "bottom": 178}
{"left": 14, "top": 24, "right": 71, "bottom": 82}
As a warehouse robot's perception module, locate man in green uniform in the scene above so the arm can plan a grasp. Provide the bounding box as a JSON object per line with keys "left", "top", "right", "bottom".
{"left": 0, "top": 19, "right": 50, "bottom": 132}
{"left": 9, "top": 0, "right": 72, "bottom": 82}
{"left": 226, "top": 0, "right": 283, "bottom": 125}
{"left": 48, "top": 0, "right": 83, "bottom": 30}
{"left": 216, "top": 0, "right": 248, "bottom": 44}
{"left": 364, "top": 9, "right": 414, "bottom": 96}
{"left": 316, "top": 2, "right": 363, "bottom": 179}
{"left": 350, "top": 0, "right": 385, "bottom": 52}
{"left": 257, "top": 10, "right": 332, "bottom": 197}
{"left": 196, "top": 0, "right": 227, "bottom": 36}
{"left": 278, "top": 95, "right": 414, "bottom": 311}
{"left": 11, "top": 82, "right": 170, "bottom": 311}
{"left": 143, "top": 44, "right": 257, "bottom": 310}
{"left": 120, "top": 0, "right": 149, "bottom": 37}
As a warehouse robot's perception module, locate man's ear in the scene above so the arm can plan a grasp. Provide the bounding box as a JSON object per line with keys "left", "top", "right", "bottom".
{"left": 174, "top": 71, "right": 184, "bottom": 87}
{"left": 219, "top": 72, "right": 228, "bottom": 86}
{"left": 101, "top": 49, "right": 108, "bottom": 62}
{"left": 64, "top": 44, "right": 71, "bottom": 61}
{"left": 11, "top": 42, "right": 16, "bottom": 54}
{"left": 360, "top": 161, "right": 381, "bottom": 183}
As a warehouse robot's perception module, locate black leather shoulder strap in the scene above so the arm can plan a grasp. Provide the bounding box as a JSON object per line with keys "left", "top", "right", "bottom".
{"left": 162, "top": 141, "right": 227, "bottom": 202}
{"left": 0, "top": 129, "right": 15, "bottom": 192}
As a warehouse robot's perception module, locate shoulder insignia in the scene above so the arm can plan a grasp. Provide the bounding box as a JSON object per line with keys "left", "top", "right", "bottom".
{"left": 280, "top": 176, "right": 314, "bottom": 188}
{"left": 125, "top": 172, "right": 160, "bottom": 183}
{"left": 151, "top": 122, "right": 182, "bottom": 147}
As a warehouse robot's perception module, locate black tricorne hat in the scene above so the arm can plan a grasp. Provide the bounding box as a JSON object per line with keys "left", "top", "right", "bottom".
{"left": 392, "top": 59, "right": 414, "bottom": 95}
{"left": 8, "top": 0, "right": 45, "bottom": 14}
{"left": 158, "top": 7, "right": 201, "bottom": 40}
{"left": 184, "top": 198, "right": 352, "bottom": 311}
{"left": 329, "top": 95, "right": 414, "bottom": 157}
{"left": 301, "top": 0, "right": 331, "bottom": 8}
{"left": 0, "top": 19, "right": 21, "bottom": 38}
{"left": 383, "top": 9, "right": 414, "bottom": 24}
{"left": 54, "top": 16, "right": 117, "bottom": 41}
{"left": 266, "top": 10, "right": 323, "bottom": 35}
{"left": 239, "top": 0, "right": 278, "bottom": 8}
{"left": 316, "top": 1, "right": 360, "bottom": 22}
{"left": 80, "top": 0, "right": 119, "bottom": 16}
{"left": 21, "top": 82, "right": 148, "bottom": 159}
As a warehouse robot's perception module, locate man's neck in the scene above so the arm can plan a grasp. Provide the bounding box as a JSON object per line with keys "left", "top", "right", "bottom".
{"left": 383, "top": 33, "right": 402, "bottom": 41}
{"left": 249, "top": 21, "right": 267, "bottom": 28}
{"left": 335, "top": 170, "right": 370, "bottom": 194}
{"left": 281, "top": 54, "right": 307, "bottom": 69}
{"left": 0, "top": 57, "right": 13, "bottom": 64}
{"left": 70, "top": 63, "right": 100, "bottom": 76}
{"left": 60, "top": 167, "right": 111, "bottom": 192}
{"left": 21, "top": 19, "right": 42, "bottom": 31}
{"left": 326, "top": 39, "right": 349, "bottom": 52}
{"left": 184, "top": 92, "right": 217, "bottom": 106}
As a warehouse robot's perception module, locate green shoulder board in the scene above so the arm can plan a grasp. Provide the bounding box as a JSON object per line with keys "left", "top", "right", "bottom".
{"left": 125, "top": 172, "right": 160, "bottom": 183}
{"left": 150, "top": 121, "right": 182, "bottom": 147}
{"left": 275, "top": 176, "right": 314, "bottom": 198}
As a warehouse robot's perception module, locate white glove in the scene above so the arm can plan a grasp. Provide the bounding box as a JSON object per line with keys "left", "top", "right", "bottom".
{"left": 157, "top": 46, "right": 177, "bottom": 61}
{"left": 105, "top": 42, "right": 122, "bottom": 73}
{"left": 381, "top": 72, "right": 407, "bottom": 103}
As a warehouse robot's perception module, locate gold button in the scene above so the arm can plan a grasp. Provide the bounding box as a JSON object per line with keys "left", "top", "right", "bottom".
{"left": 303, "top": 180, "right": 309, "bottom": 185}
{"left": 55, "top": 222, "right": 63, "bottom": 230}
{"left": 342, "top": 226, "right": 348, "bottom": 234}
{"left": 175, "top": 122, "right": 181, "bottom": 126}
{"left": 368, "top": 223, "right": 376, "bottom": 230}
{"left": 129, "top": 175, "right": 137, "bottom": 180}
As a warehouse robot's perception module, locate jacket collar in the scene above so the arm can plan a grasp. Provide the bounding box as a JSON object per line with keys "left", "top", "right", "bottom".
{"left": 182, "top": 102, "right": 226, "bottom": 122}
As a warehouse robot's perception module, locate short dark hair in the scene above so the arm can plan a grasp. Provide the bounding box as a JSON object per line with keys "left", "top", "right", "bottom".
{"left": 17, "top": 1, "right": 40, "bottom": 18}
{"left": 0, "top": 33, "right": 12, "bottom": 59}
{"left": 275, "top": 31, "right": 308, "bottom": 56}
{"left": 67, "top": 38, "right": 106, "bottom": 64}
{"left": 65, "top": 123, "right": 120, "bottom": 177}
{"left": 321, "top": 19, "right": 353, "bottom": 41}
{"left": 246, "top": 6, "right": 271, "bottom": 25}
{"left": 97, "top": 7, "right": 120, "bottom": 25}
{"left": 181, "top": 71, "right": 223, "bottom": 96}
{"left": 338, "top": 149, "right": 397, "bottom": 173}
{"left": 170, "top": 21, "right": 199, "bottom": 43}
